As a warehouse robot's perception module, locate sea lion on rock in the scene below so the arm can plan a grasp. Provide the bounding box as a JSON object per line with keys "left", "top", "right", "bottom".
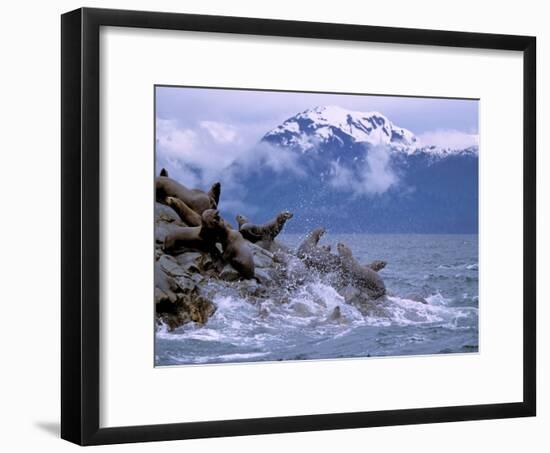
{"left": 366, "top": 260, "right": 387, "bottom": 272}
{"left": 297, "top": 227, "right": 326, "bottom": 256}
{"left": 236, "top": 214, "right": 249, "bottom": 229}
{"left": 165, "top": 196, "right": 202, "bottom": 226}
{"left": 163, "top": 209, "right": 223, "bottom": 257}
{"left": 337, "top": 243, "right": 386, "bottom": 299}
{"left": 237, "top": 211, "right": 294, "bottom": 245}
{"left": 156, "top": 171, "right": 219, "bottom": 214}
{"left": 297, "top": 228, "right": 340, "bottom": 273}
{"left": 217, "top": 219, "right": 255, "bottom": 280}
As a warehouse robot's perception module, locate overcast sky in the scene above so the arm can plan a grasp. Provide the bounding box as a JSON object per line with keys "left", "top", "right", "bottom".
{"left": 155, "top": 86, "right": 479, "bottom": 208}
{"left": 156, "top": 85, "right": 478, "bottom": 136}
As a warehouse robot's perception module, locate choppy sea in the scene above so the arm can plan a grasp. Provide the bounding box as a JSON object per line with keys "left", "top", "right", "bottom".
{"left": 155, "top": 234, "right": 478, "bottom": 366}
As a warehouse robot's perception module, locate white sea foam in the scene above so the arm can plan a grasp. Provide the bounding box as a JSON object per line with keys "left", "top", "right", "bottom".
{"left": 156, "top": 277, "right": 477, "bottom": 365}
{"left": 361, "top": 295, "right": 478, "bottom": 329}
{"left": 217, "top": 352, "right": 270, "bottom": 361}
{"left": 437, "top": 262, "right": 478, "bottom": 271}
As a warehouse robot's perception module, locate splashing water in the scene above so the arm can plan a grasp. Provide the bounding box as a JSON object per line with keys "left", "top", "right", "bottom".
{"left": 155, "top": 234, "right": 478, "bottom": 365}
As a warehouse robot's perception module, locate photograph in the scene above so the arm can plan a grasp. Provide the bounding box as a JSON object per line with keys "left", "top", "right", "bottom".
{"left": 154, "top": 86, "right": 479, "bottom": 366}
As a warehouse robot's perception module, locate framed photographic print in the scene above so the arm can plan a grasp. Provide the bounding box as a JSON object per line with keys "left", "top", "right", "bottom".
{"left": 61, "top": 7, "right": 536, "bottom": 446}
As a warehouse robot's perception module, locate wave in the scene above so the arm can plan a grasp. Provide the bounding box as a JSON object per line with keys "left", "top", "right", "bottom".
{"left": 156, "top": 266, "right": 478, "bottom": 364}
{"left": 437, "top": 262, "right": 478, "bottom": 271}
{"left": 156, "top": 277, "right": 478, "bottom": 354}
{"left": 363, "top": 295, "right": 477, "bottom": 329}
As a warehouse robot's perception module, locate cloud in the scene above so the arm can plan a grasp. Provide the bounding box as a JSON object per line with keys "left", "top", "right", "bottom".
{"left": 418, "top": 129, "right": 479, "bottom": 149}
{"left": 199, "top": 121, "right": 239, "bottom": 144}
{"left": 156, "top": 118, "right": 306, "bottom": 181}
{"left": 234, "top": 141, "right": 307, "bottom": 178}
{"left": 156, "top": 119, "right": 198, "bottom": 157}
{"left": 156, "top": 117, "right": 308, "bottom": 219}
{"left": 219, "top": 199, "right": 260, "bottom": 218}
{"left": 328, "top": 145, "right": 398, "bottom": 196}
{"left": 156, "top": 118, "right": 246, "bottom": 180}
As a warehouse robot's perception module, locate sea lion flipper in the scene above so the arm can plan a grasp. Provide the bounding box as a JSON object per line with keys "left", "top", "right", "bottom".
{"left": 208, "top": 182, "right": 221, "bottom": 206}
{"left": 166, "top": 196, "right": 202, "bottom": 227}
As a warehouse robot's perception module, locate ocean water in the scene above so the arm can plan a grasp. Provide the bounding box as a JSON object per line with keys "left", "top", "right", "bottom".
{"left": 155, "top": 234, "right": 478, "bottom": 366}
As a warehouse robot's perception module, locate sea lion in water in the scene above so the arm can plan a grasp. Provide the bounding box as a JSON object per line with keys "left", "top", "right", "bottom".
{"left": 337, "top": 243, "right": 386, "bottom": 299}
{"left": 165, "top": 196, "right": 202, "bottom": 227}
{"left": 217, "top": 219, "right": 255, "bottom": 280}
{"left": 156, "top": 169, "right": 220, "bottom": 214}
{"left": 237, "top": 211, "right": 294, "bottom": 244}
{"left": 163, "top": 209, "right": 224, "bottom": 257}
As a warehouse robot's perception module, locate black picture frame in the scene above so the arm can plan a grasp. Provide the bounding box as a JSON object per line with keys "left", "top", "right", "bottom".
{"left": 61, "top": 7, "right": 536, "bottom": 446}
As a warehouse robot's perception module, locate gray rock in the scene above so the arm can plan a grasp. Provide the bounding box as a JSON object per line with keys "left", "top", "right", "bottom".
{"left": 173, "top": 274, "right": 199, "bottom": 292}
{"left": 220, "top": 265, "right": 241, "bottom": 282}
{"left": 250, "top": 243, "right": 275, "bottom": 269}
{"left": 159, "top": 254, "right": 188, "bottom": 277}
{"left": 254, "top": 268, "right": 274, "bottom": 285}
{"left": 175, "top": 252, "right": 202, "bottom": 273}
{"left": 155, "top": 202, "right": 182, "bottom": 223}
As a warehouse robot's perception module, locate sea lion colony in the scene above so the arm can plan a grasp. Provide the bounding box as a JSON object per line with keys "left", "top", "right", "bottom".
{"left": 155, "top": 169, "right": 389, "bottom": 329}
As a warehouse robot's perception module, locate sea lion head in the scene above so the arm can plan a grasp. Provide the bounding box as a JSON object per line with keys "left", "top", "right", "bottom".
{"left": 309, "top": 227, "right": 325, "bottom": 245}
{"left": 336, "top": 242, "right": 352, "bottom": 258}
{"left": 319, "top": 244, "right": 332, "bottom": 253}
{"left": 370, "top": 260, "right": 387, "bottom": 271}
{"left": 278, "top": 210, "right": 294, "bottom": 222}
{"left": 236, "top": 214, "right": 249, "bottom": 226}
{"left": 201, "top": 209, "right": 223, "bottom": 229}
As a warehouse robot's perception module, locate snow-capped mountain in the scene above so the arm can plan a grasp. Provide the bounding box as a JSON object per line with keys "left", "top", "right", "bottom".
{"left": 226, "top": 105, "right": 478, "bottom": 233}
{"left": 262, "top": 105, "right": 478, "bottom": 157}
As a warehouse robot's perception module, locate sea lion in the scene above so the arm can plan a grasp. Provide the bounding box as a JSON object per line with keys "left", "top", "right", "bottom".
{"left": 155, "top": 171, "right": 219, "bottom": 214}
{"left": 328, "top": 306, "right": 343, "bottom": 322}
{"left": 163, "top": 209, "right": 223, "bottom": 257}
{"left": 217, "top": 219, "right": 255, "bottom": 280}
{"left": 337, "top": 243, "right": 386, "bottom": 299}
{"left": 237, "top": 211, "right": 294, "bottom": 245}
{"left": 366, "top": 260, "right": 387, "bottom": 272}
{"left": 236, "top": 214, "right": 249, "bottom": 229}
{"left": 297, "top": 227, "right": 340, "bottom": 273}
{"left": 165, "top": 196, "right": 202, "bottom": 227}
{"left": 296, "top": 227, "right": 326, "bottom": 257}
{"left": 319, "top": 245, "right": 332, "bottom": 253}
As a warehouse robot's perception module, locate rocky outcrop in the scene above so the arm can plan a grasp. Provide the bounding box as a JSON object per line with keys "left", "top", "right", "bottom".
{"left": 155, "top": 202, "right": 285, "bottom": 330}
{"left": 155, "top": 197, "right": 392, "bottom": 330}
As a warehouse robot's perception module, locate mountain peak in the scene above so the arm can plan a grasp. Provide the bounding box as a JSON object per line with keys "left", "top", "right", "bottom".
{"left": 262, "top": 105, "right": 478, "bottom": 157}
{"left": 263, "top": 105, "right": 418, "bottom": 152}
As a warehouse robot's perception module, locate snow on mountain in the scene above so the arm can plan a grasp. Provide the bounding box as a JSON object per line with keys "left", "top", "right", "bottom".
{"left": 262, "top": 105, "right": 477, "bottom": 157}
